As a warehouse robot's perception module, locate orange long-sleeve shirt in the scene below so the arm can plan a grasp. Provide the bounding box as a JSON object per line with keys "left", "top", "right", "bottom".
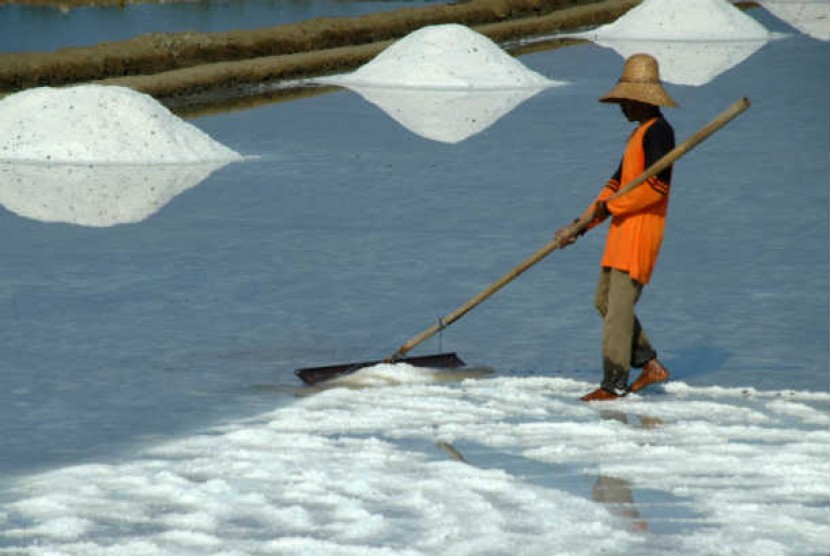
{"left": 584, "top": 115, "right": 675, "bottom": 285}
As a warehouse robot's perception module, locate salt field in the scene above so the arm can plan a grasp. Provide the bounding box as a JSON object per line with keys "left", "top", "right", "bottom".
{"left": 0, "top": 1, "right": 828, "bottom": 555}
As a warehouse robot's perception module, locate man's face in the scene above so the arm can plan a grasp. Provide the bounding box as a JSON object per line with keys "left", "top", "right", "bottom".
{"left": 620, "top": 100, "right": 651, "bottom": 122}
{"left": 620, "top": 100, "right": 638, "bottom": 121}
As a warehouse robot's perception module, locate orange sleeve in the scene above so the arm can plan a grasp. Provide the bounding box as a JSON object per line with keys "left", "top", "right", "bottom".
{"left": 580, "top": 179, "right": 617, "bottom": 231}
{"left": 606, "top": 176, "right": 669, "bottom": 217}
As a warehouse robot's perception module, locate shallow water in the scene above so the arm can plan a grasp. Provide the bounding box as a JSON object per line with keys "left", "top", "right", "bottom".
{"left": 0, "top": 0, "right": 444, "bottom": 52}
{"left": 0, "top": 4, "right": 827, "bottom": 555}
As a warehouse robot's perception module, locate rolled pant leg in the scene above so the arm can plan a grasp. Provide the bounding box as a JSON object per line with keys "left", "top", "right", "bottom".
{"left": 594, "top": 268, "right": 656, "bottom": 393}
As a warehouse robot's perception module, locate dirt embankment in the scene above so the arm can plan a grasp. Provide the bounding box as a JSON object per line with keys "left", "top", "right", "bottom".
{"left": 0, "top": 0, "right": 641, "bottom": 113}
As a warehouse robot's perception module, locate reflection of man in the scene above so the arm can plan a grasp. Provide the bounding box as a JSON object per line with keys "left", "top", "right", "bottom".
{"left": 592, "top": 410, "right": 660, "bottom": 531}
{"left": 592, "top": 475, "right": 648, "bottom": 532}
{"left": 556, "top": 54, "right": 675, "bottom": 401}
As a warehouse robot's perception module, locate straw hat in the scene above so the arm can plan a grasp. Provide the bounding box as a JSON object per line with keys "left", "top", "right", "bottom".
{"left": 599, "top": 53, "right": 679, "bottom": 108}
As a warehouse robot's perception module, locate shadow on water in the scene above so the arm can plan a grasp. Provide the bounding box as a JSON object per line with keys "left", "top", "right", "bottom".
{"left": 665, "top": 346, "right": 731, "bottom": 385}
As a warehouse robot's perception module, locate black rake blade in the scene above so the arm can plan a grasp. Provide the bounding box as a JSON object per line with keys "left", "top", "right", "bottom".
{"left": 294, "top": 352, "right": 465, "bottom": 386}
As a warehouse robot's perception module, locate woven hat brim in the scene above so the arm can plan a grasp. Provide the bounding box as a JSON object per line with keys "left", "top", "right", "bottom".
{"left": 599, "top": 81, "right": 679, "bottom": 108}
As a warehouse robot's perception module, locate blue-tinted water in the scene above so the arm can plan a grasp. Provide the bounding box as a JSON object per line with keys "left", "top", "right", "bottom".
{"left": 0, "top": 5, "right": 827, "bottom": 484}
{"left": 0, "top": 0, "right": 444, "bottom": 52}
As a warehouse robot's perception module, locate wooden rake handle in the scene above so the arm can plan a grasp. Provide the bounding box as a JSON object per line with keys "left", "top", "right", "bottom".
{"left": 387, "top": 97, "right": 751, "bottom": 363}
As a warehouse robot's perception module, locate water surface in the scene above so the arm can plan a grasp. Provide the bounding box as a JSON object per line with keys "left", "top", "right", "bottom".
{"left": 1, "top": 0, "right": 445, "bottom": 52}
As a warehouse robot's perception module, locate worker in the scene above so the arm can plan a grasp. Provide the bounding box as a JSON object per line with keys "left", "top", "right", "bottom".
{"left": 556, "top": 53, "right": 676, "bottom": 401}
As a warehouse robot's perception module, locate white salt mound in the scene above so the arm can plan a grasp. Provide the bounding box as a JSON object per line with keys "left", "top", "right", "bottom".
{"left": 319, "top": 24, "right": 558, "bottom": 89}
{"left": 0, "top": 85, "right": 243, "bottom": 164}
{"left": 587, "top": 0, "right": 772, "bottom": 40}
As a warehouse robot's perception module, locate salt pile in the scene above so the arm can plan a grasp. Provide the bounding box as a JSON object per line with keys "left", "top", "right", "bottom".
{"left": 318, "top": 24, "right": 558, "bottom": 89}
{"left": 317, "top": 24, "right": 559, "bottom": 142}
{"left": 326, "top": 362, "right": 491, "bottom": 388}
{"left": 328, "top": 362, "right": 440, "bottom": 387}
{"left": 0, "top": 85, "right": 241, "bottom": 226}
{"left": 0, "top": 85, "right": 243, "bottom": 164}
{"left": 585, "top": 0, "right": 772, "bottom": 41}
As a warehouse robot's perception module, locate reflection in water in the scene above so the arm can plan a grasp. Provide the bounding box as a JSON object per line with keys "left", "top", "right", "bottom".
{"left": 592, "top": 409, "right": 667, "bottom": 531}
{"left": 591, "top": 38, "right": 770, "bottom": 86}
{"left": 0, "top": 161, "right": 230, "bottom": 227}
{"left": 592, "top": 475, "right": 649, "bottom": 532}
{"left": 342, "top": 85, "right": 548, "bottom": 143}
{"left": 599, "top": 410, "right": 665, "bottom": 430}
{"left": 759, "top": 1, "right": 830, "bottom": 41}
{"left": 594, "top": 39, "right": 769, "bottom": 87}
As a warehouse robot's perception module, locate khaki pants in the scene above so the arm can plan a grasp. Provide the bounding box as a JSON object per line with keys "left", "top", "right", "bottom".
{"left": 594, "top": 268, "right": 657, "bottom": 393}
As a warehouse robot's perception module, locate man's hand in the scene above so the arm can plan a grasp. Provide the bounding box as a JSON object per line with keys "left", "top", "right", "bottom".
{"left": 555, "top": 223, "right": 578, "bottom": 248}
{"left": 594, "top": 200, "right": 610, "bottom": 221}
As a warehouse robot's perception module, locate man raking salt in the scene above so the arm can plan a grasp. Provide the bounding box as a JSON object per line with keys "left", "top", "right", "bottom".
{"left": 557, "top": 53, "right": 677, "bottom": 402}
{"left": 296, "top": 49, "right": 750, "bottom": 389}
